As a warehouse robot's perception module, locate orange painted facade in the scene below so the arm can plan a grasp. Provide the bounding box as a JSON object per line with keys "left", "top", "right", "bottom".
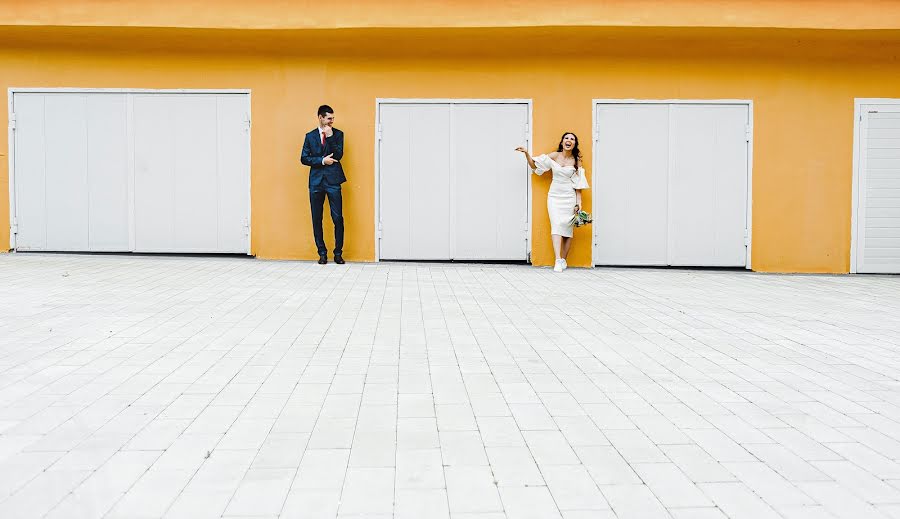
{"left": 2, "top": 1, "right": 900, "bottom": 272}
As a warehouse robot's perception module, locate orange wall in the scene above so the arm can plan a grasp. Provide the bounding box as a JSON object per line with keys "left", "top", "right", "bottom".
{"left": 2, "top": 32, "right": 900, "bottom": 272}
{"left": 4, "top": 0, "right": 900, "bottom": 30}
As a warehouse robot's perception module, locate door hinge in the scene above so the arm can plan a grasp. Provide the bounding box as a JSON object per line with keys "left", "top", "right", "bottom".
{"left": 10, "top": 217, "right": 18, "bottom": 235}
{"left": 243, "top": 218, "right": 250, "bottom": 236}
{"left": 377, "top": 221, "right": 383, "bottom": 238}
{"left": 243, "top": 114, "right": 251, "bottom": 131}
{"left": 744, "top": 124, "right": 752, "bottom": 142}
{"left": 376, "top": 124, "right": 383, "bottom": 141}
{"left": 744, "top": 229, "right": 750, "bottom": 246}
{"left": 8, "top": 112, "right": 15, "bottom": 131}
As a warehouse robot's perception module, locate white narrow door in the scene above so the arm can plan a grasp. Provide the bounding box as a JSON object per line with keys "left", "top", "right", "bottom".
{"left": 451, "top": 104, "right": 529, "bottom": 260}
{"left": 12, "top": 94, "right": 50, "bottom": 251}
{"left": 87, "top": 94, "right": 130, "bottom": 251}
{"left": 857, "top": 105, "right": 900, "bottom": 273}
{"left": 668, "top": 104, "right": 749, "bottom": 266}
{"left": 133, "top": 95, "right": 177, "bottom": 251}
{"left": 379, "top": 104, "right": 452, "bottom": 260}
{"left": 13, "top": 93, "right": 129, "bottom": 252}
{"left": 594, "top": 104, "right": 670, "bottom": 265}
{"left": 43, "top": 95, "right": 89, "bottom": 251}
{"left": 216, "top": 95, "right": 252, "bottom": 252}
{"left": 172, "top": 96, "right": 219, "bottom": 252}
{"left": 133, "top": 94, "right": 249, "bottom": 253}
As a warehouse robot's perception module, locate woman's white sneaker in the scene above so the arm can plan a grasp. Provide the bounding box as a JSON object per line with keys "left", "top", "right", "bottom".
{"left": 561, "top": 259, "right": 568, "bottom": 271}
{"left": 553, "top": 259, "right": 564, "bottom": 272}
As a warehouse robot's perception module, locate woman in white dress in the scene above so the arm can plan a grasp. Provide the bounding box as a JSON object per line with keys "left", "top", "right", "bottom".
{"left": 516, "top": 132, "right": 590, "bottom": 272}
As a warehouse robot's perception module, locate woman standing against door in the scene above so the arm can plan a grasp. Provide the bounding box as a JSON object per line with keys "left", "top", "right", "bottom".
{"left": 516, "top": 132, "right": 590, "bottom": 272}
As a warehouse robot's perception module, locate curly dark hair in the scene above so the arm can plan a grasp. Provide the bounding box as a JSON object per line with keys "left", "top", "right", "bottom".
{"left": 556, "top": 132, "right": 582, "bottom": 169}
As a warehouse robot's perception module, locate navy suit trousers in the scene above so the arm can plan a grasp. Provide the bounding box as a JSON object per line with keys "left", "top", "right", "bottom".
{"left": 310, "top": 182, "right": 344, "bottom": 257}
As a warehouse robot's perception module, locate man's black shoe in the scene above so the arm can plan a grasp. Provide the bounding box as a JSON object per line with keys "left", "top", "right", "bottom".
{"left": 334, "top": 254, "right": 345, "bottom": 265}
{"left": 318, "top": 255, "right": 328, "bottom": 265}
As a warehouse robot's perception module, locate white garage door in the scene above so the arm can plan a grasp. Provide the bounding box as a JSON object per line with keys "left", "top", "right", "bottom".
{"left": 378, "top": 102, "right": 530, "bottom": 261}
{"left": 11, "top": 91, "right": 250, "bottom": 254}
{"left": 855, "top": 103, "right": 900, "bottom": 274}
{"left": 594, "top": 102, "right": 750, "bottom": 267}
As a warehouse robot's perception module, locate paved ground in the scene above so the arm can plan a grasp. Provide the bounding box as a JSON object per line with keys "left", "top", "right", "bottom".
{"left": 1, "top": 254, "right": 900, "bottom": 519}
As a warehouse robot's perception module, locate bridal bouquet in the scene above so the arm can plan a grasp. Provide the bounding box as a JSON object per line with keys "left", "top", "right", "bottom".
{"left": 570, "top": 210, "right": 593, "bottom": 227}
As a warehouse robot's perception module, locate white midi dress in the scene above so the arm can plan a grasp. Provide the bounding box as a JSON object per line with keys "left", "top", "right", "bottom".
{"left": 532, "top": 154, "right": 590, "bottom": 238}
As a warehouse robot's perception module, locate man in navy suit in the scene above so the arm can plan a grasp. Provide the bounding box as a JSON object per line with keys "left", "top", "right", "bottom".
{"left": 301, "top": 105, "right": 347, "bottom": 264}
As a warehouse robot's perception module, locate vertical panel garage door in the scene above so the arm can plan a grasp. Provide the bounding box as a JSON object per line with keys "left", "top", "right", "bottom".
{"left": 855, "top": 104, "right": 900, "bottom": 273}
{"left": 594, "top": 102, "right": 750, "bottom": 267}
{"left": 378, "top": 102, "right": 530, "bottom": 261}
{"left": 11, "top": 91, "right": 250, "bottom": 254}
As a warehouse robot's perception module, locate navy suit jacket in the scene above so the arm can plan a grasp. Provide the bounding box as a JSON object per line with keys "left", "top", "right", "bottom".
{"left": 300, "top": 128, "right": 346, "bottom": 188}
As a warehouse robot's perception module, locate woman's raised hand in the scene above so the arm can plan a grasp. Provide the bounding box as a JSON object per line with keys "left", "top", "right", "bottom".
{"left": 517, "top": 146, "right": 537, "bottom": 171}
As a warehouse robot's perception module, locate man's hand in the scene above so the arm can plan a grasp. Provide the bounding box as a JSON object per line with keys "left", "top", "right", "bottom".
{"left": 323, "top": 153, "right": 337, "bottom": 166}
{"left": 323, "top": 126, "right": 334, "bottom": 138}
